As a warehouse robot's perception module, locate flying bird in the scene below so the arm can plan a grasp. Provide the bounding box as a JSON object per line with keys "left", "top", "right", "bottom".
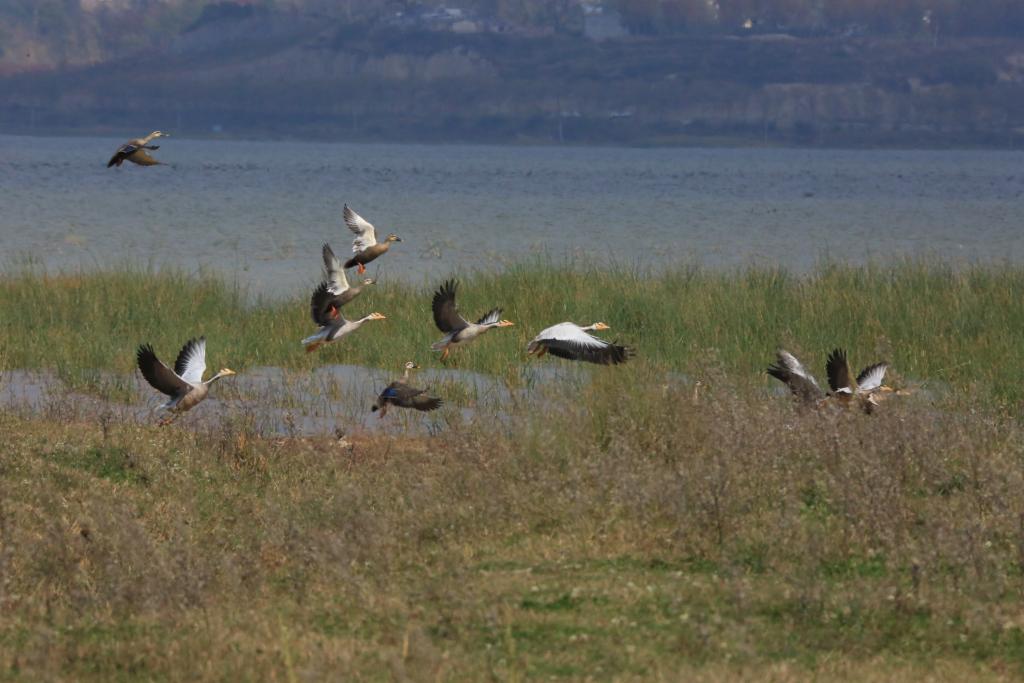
{"left": 342, "top": 205, "right": 401, "bottom": 274}
{"left": 107, "top": 131, "right": 169, "bottom": 168}
{"left": 825, "top": 348, "right": 891, "bottom": 409}
{"left": 371, "top": 361, "right": 443, "bottom": 417}
{"left": 767, "top": 347, "right": 898, "bottom": 413}
{"left": 136, "top": 337, "right": 235, "bottom": 425}
{"left": 322, "top": 242, "right": 375, "bottom": 306}
{"left": 766, "top": 349, "right": 826, "bottom": 405}
{"left": 527, "top": 322, "right": 632, "bottom": 365}
{"left": 430, "top": 279, "right": 514, "bottom": 361}
{"left": 302, "top": 281, "right": 386, "bottom": 353}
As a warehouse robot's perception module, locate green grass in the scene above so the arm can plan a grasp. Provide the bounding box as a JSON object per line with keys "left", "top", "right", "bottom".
{"left": 4, "top": 260, "right": 1024, "bottom": 679}
{"left": 3, "top": 259, "right": 1024, "bottom": 404}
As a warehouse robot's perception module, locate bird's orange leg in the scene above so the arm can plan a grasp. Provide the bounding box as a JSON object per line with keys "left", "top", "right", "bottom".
{"left": 357, "top": 263, "right": 366, "bottom": 274}
{"left": 440, "top": 346, "right": 450, "bottom": 361}
{"left": 306, "top": 341, "right": 324, "bottom": 353}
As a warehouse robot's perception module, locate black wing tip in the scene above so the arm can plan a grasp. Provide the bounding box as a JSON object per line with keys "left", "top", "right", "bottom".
{"left": 371, "top": 403, "right": 379, "bottom": 412}
{"left": 136, "top": 342, "right": 156, "bottom": 362}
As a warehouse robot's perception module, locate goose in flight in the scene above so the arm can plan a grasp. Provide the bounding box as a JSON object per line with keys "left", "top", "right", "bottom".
{"left": 431, "top": 279, "right": 514, "bottom": 360}
{"left": 342, "top": 205, "right": 401, "bottom": 274}
{"left": 527, "top": 322, "right": 632, "bottom": 365}
{"left": 826, "top": 348, "right": 890, "bottom": 408}
{"left": 136, "top": 337, "right": 235, "bottom": 425}
{"left": 767, "top": 348, "right": 895, "bottom": 412}
{"left": 302, "top": 281, "right": 386, "bottom": 352}
{"left": 371, "top": 361, "right": 443, "bottom": 417}
{"left": 322, "top": 242, "right": 375, "bottom": 306}
{"left": 107, "top": 131, "right": 169, "bottom": 168}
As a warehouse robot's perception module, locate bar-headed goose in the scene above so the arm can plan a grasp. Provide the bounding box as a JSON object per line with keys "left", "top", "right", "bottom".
{"left": 371, "top": 361, "right": 443, "bottom": 417}
{"left": 527, "top": 322, "right": 632, "bottom": 365}
{"left": 431, "top": 279, "right": 514, "bottom": 360}
{"left": 826, "top": 348, "right": 890, "bottom": 408}
{"left": 136, "top": 337, "right": 234, "bottom": 425}
{"left": 342, "top": 205, "right": 401, "bottom": 274}
{"left": 302, "top": 281, "right": 386, "bottom": 353}
{"left": 107, "top": 131, "right": 169, "bottom": 168}
{"left": 323, "top": 242, "right": 375, "bottom": 306}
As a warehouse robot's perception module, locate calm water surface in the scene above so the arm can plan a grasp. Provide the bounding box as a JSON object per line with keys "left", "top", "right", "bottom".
{"left": 2, "top": 134, "right": 1022, "bottom": 296}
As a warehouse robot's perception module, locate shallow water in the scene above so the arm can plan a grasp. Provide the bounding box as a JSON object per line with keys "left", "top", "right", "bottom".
{"left": 0, "top": 362, "right": 576, "bottom": 437}
{"left": 2, "top": 134, "right": 1023, "bottom": 296}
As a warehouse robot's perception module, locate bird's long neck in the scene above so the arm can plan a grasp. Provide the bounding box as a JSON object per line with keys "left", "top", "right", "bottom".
{"left": 141, "top": 132, "right": 160, "bottom": 144}
{"left": 402, "top": 367, "right": 413, "bottom": 382}
{"left": 580, "top": 323, "right": 599, "bottom": 332}
{"left": 204, "top": 371, "right": 230, "bottom": 385}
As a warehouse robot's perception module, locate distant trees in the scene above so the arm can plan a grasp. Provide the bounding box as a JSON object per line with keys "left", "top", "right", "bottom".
{"left": 609, "top": 0, "right": 1024, "bottom": 37}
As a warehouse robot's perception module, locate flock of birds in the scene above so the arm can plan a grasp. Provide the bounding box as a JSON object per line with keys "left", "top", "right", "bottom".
{"left": 114, "top": 132, "right": 904, "bottom": 426}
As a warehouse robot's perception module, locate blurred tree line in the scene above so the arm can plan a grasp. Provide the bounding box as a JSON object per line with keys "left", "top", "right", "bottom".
{"left": 609, "top": 0, "right": 1024, "bottom": 37}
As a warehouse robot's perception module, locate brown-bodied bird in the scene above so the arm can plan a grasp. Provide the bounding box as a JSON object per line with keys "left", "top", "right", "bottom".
{"left": 526, "top": 321, "right": 632, "bottom": 365}
{"left": 136, "top": 337, "right": 235, "bottom": 425}
{"left": 431, "top": 279, "right": 514, "bottom": 361}
{"left": 371, "top": 361, "right": 443, "bottom": 417}
{"left": 342, "top": 204, "right": 401, "bottom": 274}
{"left": 107, "top": 131, "right": 169, "bottom": 168}
{"left": 301, "top": 281, "right": 386, "bottom": 353}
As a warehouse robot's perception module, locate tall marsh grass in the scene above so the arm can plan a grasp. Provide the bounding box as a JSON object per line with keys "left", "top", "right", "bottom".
{"left": 2, "top": 259, "right": 1024, "bottom": 403}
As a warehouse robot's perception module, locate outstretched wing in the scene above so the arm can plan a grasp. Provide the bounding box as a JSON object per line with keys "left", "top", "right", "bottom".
{"left": 107, "top": 143, "right": 137, "bottom": 167}
{"left": 322, "top": 243, "right": 349, "bottom": 295}
{"left": 475, "top": 308, "right": 502, "bottom": 326}
{"left": 825, "top": 348, "right": 856, "bottom": 393}
{"left": 856, "top": 362, "right": 888, "bottom": 393}
{"left": 767, "top": 349, "right": 825, "bottom": 402}
{"left": 532, "top": 323, "right": 631, "bottom": 365}
{"left": 432, "top": 279, "right": 468, "bottom": 333}
{"left": 173, "top": 337, "right": 207, "bottom": 386}
{"left": 344, "top": 204, "right": 378, "bottom": 253}
{"left": 137, "top": 344, "right": 189, "bottom": 397}
{"left": 310, "top": 281, "right": 344, "bottom": 326}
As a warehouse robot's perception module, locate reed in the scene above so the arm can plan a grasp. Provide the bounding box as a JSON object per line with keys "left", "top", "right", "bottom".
{"left": 3, "top": 259, "right": 1023, "bottom": 404}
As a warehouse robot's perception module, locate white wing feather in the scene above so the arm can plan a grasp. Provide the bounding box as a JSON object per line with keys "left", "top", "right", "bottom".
{"left": 179, "top": 339, "right": 207, "bottom": 386}
{"left": 344, "top": 205, "right": 378, "bottom": 253}
{"left": 322, "top": 243, "right": 350, "bottom": 295}
{"left": 857, "top": 363, "right": 888, "bottom": 392}
{"left": 533, "top": 322, "right": 609, "bottom": 349}
{"left": 776, "top": 350, "right": 821, "bottom": 389}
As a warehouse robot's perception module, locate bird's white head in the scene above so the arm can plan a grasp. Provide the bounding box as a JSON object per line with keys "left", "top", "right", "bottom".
{"left": 404, "top": 361, "right": 420, "bottom": 370}
{"left": 368, "top": 312, "right": 387, "bottom": 321}
{"left": 386, "top": 234, "right": 402, "bottom": 243}
{"left": 496, "top": 320, "right": 515, "bottom": 328}
{"left": 591, "top": 322, "right": 611, "bottom": 331}
{"left": 362, "top": 277, "right": 377, "bottom": 286}
{"left": 152, "top": 131, "right": 169, "bottom": 138}
{"left": 217, "top": 368, "right": 236, "bottom": 378}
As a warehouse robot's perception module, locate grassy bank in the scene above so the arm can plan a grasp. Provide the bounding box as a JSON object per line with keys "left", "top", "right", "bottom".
{"left": 4, "top": 261, "right": 1024, "bottom": 679}
{"left": 2, "top": 260, "right": 1024, "bottom": 404}
{"left": 2, "top": 373, "right": 1024, "bottom": 679}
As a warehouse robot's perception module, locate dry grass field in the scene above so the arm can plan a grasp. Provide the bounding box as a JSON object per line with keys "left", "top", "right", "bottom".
{"left": 2, "top": 262, "right": 1024, "bottom": 680}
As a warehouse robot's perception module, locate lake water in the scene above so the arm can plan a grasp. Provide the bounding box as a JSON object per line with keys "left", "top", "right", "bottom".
{"left": 2, "top": 134, "right": 1022, "bottom": 296}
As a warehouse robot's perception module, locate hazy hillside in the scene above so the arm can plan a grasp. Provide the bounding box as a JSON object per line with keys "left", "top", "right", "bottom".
{"left": 2, "top": 0, "right": 1024, "bottom": 146}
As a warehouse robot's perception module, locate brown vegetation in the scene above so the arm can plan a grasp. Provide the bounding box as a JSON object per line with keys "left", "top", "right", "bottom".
{"left": 3, "top": 361, "right": 1024, "bottom": 678}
